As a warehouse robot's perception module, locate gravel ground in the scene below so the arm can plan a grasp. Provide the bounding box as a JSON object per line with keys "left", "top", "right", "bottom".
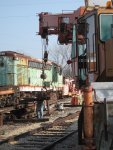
{"left": 51, "top": 133, "right": 82, "bottom": 150}
{"left": 0, "top": 118, "right": 82, "bottom": 150}
{"left": 0, "top": 98, "right": 82, "bottom": 150}
{"left": 50, "top": 118, "right": 82, "bottom": 150}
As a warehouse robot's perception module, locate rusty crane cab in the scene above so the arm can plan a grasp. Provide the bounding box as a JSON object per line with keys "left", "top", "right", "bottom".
{"left": 73, "top": 3, "right": 113, "bottom": 87}
{"left": 75, "top": 4, "right": 113, "bottom": 150}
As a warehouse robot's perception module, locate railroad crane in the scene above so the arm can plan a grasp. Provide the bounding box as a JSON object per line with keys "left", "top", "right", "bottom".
{"left": 38, "top": 1, "right": 113, "bottom": 149}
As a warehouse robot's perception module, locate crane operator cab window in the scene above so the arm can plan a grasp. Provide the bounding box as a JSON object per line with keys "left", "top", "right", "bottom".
{"left": 77, "top": 14, "right": 98, "bottom": 85}
{"left": 59, "top": 17, "right": 69, "bottom": 33}
{"left": 99, "top": 13, "right": 113, "bottom": 77}
{"left": 85, "top": 14, "right": 97, "bottom": 73}
{"left": 71, "top": 23, "right": 87, "bottom": 86}
{"left": 78, "top": 44, "right": 87, "bottom": 86}
{"left": 99, "top": 14, "right": 113, "bottom": 41}
{"left": 77, "top": 23, "right": 87, "bottom": 86}
{"left": 71, "top": 24, "right": 78, "bottom": 78}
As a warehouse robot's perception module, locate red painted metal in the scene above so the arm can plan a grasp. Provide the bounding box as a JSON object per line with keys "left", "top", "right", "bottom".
{"left": 38, "top": 7, "right": 85, "bottom": 44}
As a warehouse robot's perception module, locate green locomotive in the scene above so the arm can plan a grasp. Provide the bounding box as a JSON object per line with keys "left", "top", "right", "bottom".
{"left": 0, "top": 51, "right": 63, "bottom": 107}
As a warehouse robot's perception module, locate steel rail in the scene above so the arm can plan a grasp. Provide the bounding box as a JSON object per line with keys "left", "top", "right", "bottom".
{"left": 42, "top": 130, "right": 78, "bottom": 150}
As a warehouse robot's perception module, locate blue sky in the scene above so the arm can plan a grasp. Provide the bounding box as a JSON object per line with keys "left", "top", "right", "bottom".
{"left": 0, "top": 0, "right": 84, "bottom": 58}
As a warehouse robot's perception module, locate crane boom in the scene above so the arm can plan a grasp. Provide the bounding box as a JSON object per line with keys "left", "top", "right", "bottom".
{"left": 38, "top": 7, "right": 85, "bottom": 44}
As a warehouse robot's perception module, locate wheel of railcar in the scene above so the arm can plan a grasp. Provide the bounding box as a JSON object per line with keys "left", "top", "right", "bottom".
{"left": 50, "top": 92, "right": 58, "bottom": 101}
{"left": 8, "top": 114, "right": 17, "bottom": 121}
{"left": 0, "top": 100, "right": 6, "bottom": 108}
{"left": 6, "top": 97, "right": 10, "bottom": 106}
{"left": 14, "top": 97, "right": 19, "bottom": 106}
{"left": 6, "top": 97, "right": 13, "bottom": 106}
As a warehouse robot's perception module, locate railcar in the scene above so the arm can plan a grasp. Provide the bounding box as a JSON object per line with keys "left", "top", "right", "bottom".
{"left": 0, "top": 51, "right": 63, "bottom": 107}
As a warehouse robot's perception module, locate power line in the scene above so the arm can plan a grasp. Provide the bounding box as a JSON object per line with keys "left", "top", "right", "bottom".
{"left": 0, "top": 15, "right": 35, "bottom": 19}
{"left": 0, "top": 1, "right": 83, "bottom": 8}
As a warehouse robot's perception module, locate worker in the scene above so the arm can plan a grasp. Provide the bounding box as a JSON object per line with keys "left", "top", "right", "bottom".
{"left": 43, "top": 100, "right": 48, "bottom": 110}
{"left": 36, "top": 92, "right": 46, "bottom": 119}
{"left": 36, "top": 99, "right": 44, "bottom": 119}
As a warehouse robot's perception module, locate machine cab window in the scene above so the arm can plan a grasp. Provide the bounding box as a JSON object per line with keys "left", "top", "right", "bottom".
{"left": 99, "top": 14, "right": 113, "bottom": 41}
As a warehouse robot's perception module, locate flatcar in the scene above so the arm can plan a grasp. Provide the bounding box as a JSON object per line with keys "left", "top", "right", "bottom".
{"left": 0, "top": 51, "right": 63, "bottom": 107}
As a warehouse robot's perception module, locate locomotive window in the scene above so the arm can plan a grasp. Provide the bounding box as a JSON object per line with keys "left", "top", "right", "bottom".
{"left": 0, "top": 61, "right": 4, "bottom": 67}
{"left": 8, "top": 57, "right": 13, "bottom": 61}
{"left": 34, "top": 62, "right": 37, "bottom": 68}
{"left": 45, "top": 64, "right": 51, "bottom": 70}
{"left": 28, "top": 61, "right": 51, "bottom": 70}
{"left": 28, "top": 61, "right": 32, "bottom": 67}
{"left": 28, "top": 61, "right": 42, "bottom": 69}
{"left": 40, "top": 63, "right": 43, "bottom": 69}
{"left": 52, "top": 66, "right": 58, "bottom": 82}
{"left": 37, "top": 63, "right": 40, "bottom": 68}
{"left": 100, "top": 14, "right": 113, "bottom": 41}
{"left": 58, "top": 67, "right": 62, "bottom": 75}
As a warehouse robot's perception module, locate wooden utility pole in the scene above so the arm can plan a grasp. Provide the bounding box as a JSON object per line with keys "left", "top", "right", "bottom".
{"left": 84, "top": 0, "right": 88, "bottom": 7}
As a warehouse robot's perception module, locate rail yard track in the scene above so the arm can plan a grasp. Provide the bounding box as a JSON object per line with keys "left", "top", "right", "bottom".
{"left": 0, "top": 97, "right": 82, "bottom": 150}
{"left": 0, "top": 96, "right": 64, "bottom": 125}
{"left": 0, "top": 113, "right": 80, "bottom": 150}
{"left": 48, "top": 129, "right": 81, "bottom": 150}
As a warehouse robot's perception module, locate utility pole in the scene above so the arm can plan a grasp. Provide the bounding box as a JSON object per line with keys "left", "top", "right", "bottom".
{"left": 84, "top": 0, "right": 88, "bottom": 7}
